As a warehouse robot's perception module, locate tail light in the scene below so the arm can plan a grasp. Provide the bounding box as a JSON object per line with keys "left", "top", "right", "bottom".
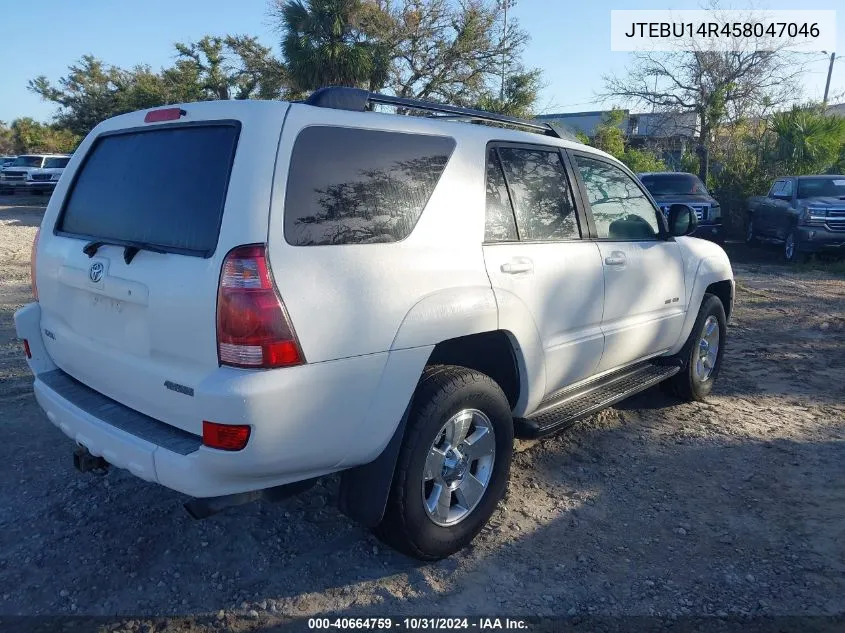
{"left": 216, "top": 244, "right": 304, "bottom": 369}
{"left": 30, "top": 228, "right": 40, "bottom": 301}
{"left": 202, "top": 421, "right": 251, "bottom": 451}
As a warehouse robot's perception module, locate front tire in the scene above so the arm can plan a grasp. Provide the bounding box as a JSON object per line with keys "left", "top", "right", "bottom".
{"left": 745, "top": 217, "right": 757, "bottom": 245}
{"left": 784, "top": 228, "right": 807, "bottom": 264}
{"left": 666, "top": 294, "right": 727, "bottom": 402}
{"left": 374, "top": 365, "right": 514, "bottom": 560}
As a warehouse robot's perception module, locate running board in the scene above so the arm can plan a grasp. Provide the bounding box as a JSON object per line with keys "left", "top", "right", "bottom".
{"left": 515, "top": 363, "right": 680, "bottom": 438}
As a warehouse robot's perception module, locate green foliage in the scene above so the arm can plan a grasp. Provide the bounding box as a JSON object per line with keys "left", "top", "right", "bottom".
{"left": 767, "top": 106, "right": 845, "bottom": 175}
{"left": 7, "top": 118, "right": 79, "bottom": 154}
{"left": 274, "top": 0, "right": 389, "bottom": 93}
{"left": 620, "top": 148, "right": 665, "bottom": 173}
{"left": 0, "top": 122, "right": 13, "bottom": 154}
{"left": 473, "top": 70, "right": 542, "bottom": 118}
{"left": 580, "top": 108, "right": 665, "bottom": 172}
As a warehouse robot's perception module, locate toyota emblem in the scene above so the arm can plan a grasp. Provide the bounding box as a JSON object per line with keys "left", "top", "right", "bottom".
{"left": 89, "top": 262, "right": 104, "bottom": 283}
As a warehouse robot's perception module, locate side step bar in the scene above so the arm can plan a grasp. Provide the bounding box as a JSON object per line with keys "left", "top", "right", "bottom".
{"left": 515, "top": 362, "right": 680, "bottom": 438}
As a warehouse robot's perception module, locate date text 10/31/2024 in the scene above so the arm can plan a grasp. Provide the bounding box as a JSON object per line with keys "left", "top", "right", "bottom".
{"left": 307, "top": 618, "right": 529, "bottom": 630}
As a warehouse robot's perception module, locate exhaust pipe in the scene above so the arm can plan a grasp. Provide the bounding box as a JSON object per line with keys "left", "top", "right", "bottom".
{"left": 184, "top": 478, "right": 318, "bottom": 520}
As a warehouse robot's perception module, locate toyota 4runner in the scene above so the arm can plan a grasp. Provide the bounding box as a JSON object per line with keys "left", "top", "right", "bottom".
{"left": 15, "top": 87, "right": 734, "bottom": 560}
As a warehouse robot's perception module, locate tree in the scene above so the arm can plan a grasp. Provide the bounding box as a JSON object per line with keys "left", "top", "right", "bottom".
{"left": 602, "top": 5, "right": 805, "bottom": 182}
{"left": 271, "top": 0, "right": 390, "bottom": 94}
{"left": 0, "top": 122, "right": 13, "bottom": 154}
{"left": 8, "top": 118, "right": 79, "bottom": 154}
{"left": 474, "top": 69, "right": 542, "bottom": 118}
{"left": 172, "top": 35, "right": 287, "bottom": 100}
{"left": 29, "top": 56, "right": 133, "bottom": 137}
{"left": 380, "top": 0, "right": 535, "bottom": 108}
{"left": 767, "top": 105, "right": 845, "bottom": 175}
{"left": 582, "top": 109, "right": 666, "bottom": 172}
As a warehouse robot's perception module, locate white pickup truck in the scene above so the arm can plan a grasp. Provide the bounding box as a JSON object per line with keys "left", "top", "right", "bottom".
{"left": 15, "top": 88, "right": 734, "bottom": 559}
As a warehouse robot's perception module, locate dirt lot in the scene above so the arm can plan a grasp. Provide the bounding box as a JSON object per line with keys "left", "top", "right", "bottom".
{"left": 1, "top": 195, "right": 844, "bottom": 632}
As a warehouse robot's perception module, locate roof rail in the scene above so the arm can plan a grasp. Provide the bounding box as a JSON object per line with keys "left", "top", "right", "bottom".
{"left": 304, "top": 86, "right": 563, "bottom": 139}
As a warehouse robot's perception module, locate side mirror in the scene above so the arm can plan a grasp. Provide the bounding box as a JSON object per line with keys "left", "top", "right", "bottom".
{"left": 667, "top": 203, "right": 698, "bottom": 237}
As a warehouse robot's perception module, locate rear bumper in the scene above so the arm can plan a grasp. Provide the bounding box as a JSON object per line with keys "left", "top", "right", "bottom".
{"left": 14, "top": 302, "right": 408, "bottom": 499}
{"left": 796, "top": 226, "right": 845, "bottom": 253}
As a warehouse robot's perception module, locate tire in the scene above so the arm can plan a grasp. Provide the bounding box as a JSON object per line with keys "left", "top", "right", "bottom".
{"left": 784, "top": 228, "right": 807, "bottom": 264}
{"left": 745, "top": 217, "right": 757, "bottom": 245}
{"left": 665, "top": 294, "right": 727, "bottom": 402}
{"left": 374, "top": 365, "right": 514, "bottom": 560}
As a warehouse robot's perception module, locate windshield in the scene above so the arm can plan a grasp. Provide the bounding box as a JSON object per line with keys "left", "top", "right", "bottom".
{"left": 796, "top": 178, "right": 845, "bottom": 199}
{"left": 11, "top": 156, "right": 44, "bottom": 168}
{"left": 44, "top": 157, "right": 70, "bottom": 168}
{"left": 639, "top": 173, "right": 708, "bottom": 196}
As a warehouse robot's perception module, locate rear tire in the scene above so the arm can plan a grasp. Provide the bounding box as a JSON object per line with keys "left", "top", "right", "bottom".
{"left": 374, "top": 365, "right": 513, "bottom": 560}
{"left": 665, "top": 294, "right": 726, "bottom": 402}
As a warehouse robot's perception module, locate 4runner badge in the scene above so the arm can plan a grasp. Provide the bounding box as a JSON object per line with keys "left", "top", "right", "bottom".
{"left": 88, "top": 262, "right": 104, "bottom": 283}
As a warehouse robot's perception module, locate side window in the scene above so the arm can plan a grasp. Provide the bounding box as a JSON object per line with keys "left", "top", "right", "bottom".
{"left": 769, "top": 181, "right": 784, "bottom": 197}
{"left": 780, "top": 180, "right": 793, "bottom": 198}
{"left": 496, "top": 146, "right": 579, "bottom": 241}
{"left": 484, "top": 148, "right": 518, "bottom": 242}
{"left": 284, "top": 127, "right": 456, "bottom": 246}
{"left": 574, "top": 155, "right": 661, "bottom": 240}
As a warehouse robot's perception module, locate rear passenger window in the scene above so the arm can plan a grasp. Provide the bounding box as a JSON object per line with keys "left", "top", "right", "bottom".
{"left": 485, "top": 148, "right": 518, "bottom": 242}
{"left": 284, "top": 127, "right": 455, "bottom": 246}
{"left": 496, "top": 146, "right": 579, "bottom": 241}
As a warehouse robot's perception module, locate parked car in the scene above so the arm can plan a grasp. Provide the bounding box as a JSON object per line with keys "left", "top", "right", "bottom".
{"left": 14, "top": 88, "right": 734, "bottom": 560}
{"left": 1, "top": 156, "right": 16, "bottom": 167}
{"left": 747, "top": 175, "right": 845, "bottom": 262}
{"left": 0, "top": 154, "right": 71, "bottom": 195}
{"left": 638, "top": 172, "right": 724, "bottom": 243}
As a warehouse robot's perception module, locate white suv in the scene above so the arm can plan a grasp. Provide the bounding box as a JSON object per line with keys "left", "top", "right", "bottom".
{"left": 15, "top": 88, "right": 734, "bottom": 559}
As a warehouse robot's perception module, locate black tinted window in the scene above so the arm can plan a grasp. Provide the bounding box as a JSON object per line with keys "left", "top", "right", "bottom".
{"left": 575, "top": 156, "right": 660, "bottom": 240}
{"left": 44, "top": 157, "right": 70, "bottom": 168}
{"left": 496, "top": 146, "right": 579, "bottom": 241}
{"left": 58, "top": 124, "right": 239, "bottom": 256}
{"left": 798, "top": 177, "right": 845, "bottom": 198}
{"left": 284, "top": 127, "right": 455, "bottom": 246}
{"left": 485, "top": 148, "right": 517, "bottom": 242}
{"left": 640, "top": 173, "right": 707, "bottom": 195}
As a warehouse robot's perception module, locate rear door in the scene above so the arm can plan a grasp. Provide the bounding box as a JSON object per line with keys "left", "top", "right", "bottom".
{"left": 482, "top": 143, "right": 605, "bottom": 399}
{"left": 569, "top": 151, "right": 686, "bottom": 373}
{"left": 35, "top": 102, "right": 287, "bottom": 434}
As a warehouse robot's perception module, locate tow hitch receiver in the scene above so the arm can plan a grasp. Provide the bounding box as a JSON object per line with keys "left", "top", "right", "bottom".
{"left": 73, "top": 446, "right": 110, "bottom": 474}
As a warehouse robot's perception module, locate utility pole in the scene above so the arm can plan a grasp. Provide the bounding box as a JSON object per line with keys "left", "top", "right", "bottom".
{"left": 500, "top": 0, "right": 516, "bottom": 101}
{"left": 822, "top": 51, "right": 836, "bottom": 105}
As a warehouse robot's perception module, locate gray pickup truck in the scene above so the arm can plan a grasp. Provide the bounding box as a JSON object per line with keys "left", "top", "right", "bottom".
{"left": 746, "top": 175, "right": 845, "bottom": 262}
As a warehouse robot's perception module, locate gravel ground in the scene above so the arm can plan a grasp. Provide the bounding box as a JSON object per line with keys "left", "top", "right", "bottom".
{"left": 1, "top": 196, "right": 844, "bottom": 632}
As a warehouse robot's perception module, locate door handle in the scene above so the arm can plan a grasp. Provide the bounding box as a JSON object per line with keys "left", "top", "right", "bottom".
{"left": 604, "top": 251, "right": 627, "bottom": 266}
{"left": 501, "top": 258, "right": 533, "bottom": 274}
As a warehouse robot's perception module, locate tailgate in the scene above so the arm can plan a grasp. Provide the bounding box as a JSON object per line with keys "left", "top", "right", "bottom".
{"left": 35, "top": 101, "right": 288, "bottom": 435}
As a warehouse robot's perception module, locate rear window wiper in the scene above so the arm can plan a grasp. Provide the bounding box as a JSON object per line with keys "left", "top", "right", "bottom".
{"left": 83, "top": 239, "right": 167, "bottom": 264}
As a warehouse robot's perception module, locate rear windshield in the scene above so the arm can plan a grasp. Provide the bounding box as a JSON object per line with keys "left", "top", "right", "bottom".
{"left": 797, "top": 177, "right": 845, "bottom": 199}
{"left": 284, "top": 126, "right": 455, "bottom": 246}
{"left": 639, "top": 173, "right": 708, "bottom": 196}
{"left": 57, "top": 123, "right": 239, "bottom": 256}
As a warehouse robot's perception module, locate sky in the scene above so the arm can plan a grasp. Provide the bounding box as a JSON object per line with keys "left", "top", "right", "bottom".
{"left": 0, "top": 0, "right": 843, "bottom": 125}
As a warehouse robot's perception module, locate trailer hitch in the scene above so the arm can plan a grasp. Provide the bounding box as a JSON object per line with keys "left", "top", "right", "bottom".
{"left": 73, "top": 445, "right": 110, "bottom": 474}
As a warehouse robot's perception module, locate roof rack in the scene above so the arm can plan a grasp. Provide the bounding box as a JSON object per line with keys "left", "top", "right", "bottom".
{"left": 304, "top": 86, "right": 563, "bottom": 139}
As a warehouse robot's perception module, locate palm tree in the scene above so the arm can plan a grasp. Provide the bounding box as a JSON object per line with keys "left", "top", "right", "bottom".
{"left": 769, "top": 106, "right": 845, "bottom": 175}
{"left": 276, "top": 0, "right": 390, "bottom": 94}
